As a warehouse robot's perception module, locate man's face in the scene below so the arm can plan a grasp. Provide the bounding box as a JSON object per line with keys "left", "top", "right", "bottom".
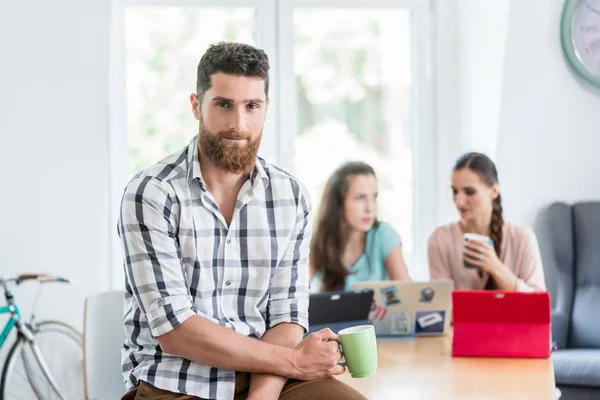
{"left": 190, "top": 72, "right": 269, "bottom": 174}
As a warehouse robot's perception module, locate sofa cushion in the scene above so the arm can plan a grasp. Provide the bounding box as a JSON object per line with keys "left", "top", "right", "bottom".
{"left": 553, "top": 349, "right": 600, "bottom": 387}
{"left": 570, "top": 203, "right": 600, "bottom": 348}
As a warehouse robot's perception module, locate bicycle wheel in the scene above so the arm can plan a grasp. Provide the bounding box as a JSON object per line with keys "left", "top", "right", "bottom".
{"left": 1, "top": 321, "right": 83, "bottom": 400}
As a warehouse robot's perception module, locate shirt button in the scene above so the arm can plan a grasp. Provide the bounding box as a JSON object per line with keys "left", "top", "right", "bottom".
{"left": 226, "top": 238, "right": 231, "bottom": 244}
{"left": 225, "top": 280, "right": 232, "bottom": 286}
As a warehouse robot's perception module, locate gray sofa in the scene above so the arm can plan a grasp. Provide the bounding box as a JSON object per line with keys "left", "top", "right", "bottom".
{"left": 537, "top": 202, "right": 600, "bottom": 399}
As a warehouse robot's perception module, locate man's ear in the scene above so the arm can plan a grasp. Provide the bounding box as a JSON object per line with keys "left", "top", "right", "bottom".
{"left": 190, "top": 93, "right": 201, "bottom": 121}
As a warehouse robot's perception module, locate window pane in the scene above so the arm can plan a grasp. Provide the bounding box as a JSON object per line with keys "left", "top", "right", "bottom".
{"left": 125, "top": 7, "right": 256, "bottom": 175}
{"left": 293, "top": 9, "right": 414, "bottom": 264}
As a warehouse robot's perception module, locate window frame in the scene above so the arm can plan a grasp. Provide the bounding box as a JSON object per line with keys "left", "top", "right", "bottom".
{"left": 277, "top": 0, "right": 436, "bottom": 278}
{"left": 109, "top": 0, "right": 436, "bottom": 287}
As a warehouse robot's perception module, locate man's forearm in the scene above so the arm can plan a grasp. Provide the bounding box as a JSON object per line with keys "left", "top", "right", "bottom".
{"left": 157, "top": 315, "right": 298, "bottom": 376}
{"left": 248, "top": 323, "right": 305, "bottom": 399}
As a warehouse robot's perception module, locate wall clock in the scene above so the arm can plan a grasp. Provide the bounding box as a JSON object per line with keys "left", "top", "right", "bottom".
{"left": 561, "top": 0, "right": 600, "bottom": 87}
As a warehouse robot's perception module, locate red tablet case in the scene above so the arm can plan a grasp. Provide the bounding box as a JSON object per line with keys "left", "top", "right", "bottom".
{"left": 452, "top": 290, "right": 551, "bottom": 358}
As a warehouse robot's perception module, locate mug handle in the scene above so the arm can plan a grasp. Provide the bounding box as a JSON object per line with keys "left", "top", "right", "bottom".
{"left": 337, "top": 341, "right": 347, "bottom": 366}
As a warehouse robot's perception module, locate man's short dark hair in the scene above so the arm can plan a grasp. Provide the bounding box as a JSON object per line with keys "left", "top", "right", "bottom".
{"left": 196, "top": 42, "right": 270, "bottom": 102}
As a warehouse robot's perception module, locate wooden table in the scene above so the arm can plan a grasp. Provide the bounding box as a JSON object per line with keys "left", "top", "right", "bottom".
{"left": 336, "top": 333, "right": 556, "bottom": 399}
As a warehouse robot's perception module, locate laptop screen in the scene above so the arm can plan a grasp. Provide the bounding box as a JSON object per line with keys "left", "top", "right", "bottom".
{"left": 308, "top": 290, "right": 374, "bottom": 325}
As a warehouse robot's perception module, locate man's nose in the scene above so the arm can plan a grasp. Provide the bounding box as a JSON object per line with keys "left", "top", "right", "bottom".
{"left": 229, "top": 108, "right": 246, "bottom": 132}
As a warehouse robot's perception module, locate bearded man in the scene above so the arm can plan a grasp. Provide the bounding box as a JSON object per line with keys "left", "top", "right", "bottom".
{"left": 117, "top": 42, "right": 367, "bottom": 400}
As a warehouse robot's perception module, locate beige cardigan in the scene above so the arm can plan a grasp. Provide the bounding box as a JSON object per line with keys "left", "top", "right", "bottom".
{"left": 427, "top": 222, "right": 546, "bottom": 292}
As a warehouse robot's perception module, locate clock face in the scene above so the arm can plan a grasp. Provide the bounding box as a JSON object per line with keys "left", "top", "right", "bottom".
{"left": 572, "top": 0, "right": 600, "bottom": 77}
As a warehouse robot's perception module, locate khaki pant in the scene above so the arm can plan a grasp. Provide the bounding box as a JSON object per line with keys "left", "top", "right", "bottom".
{"left": 122, "top": 373, "right": 367, "bottom": 400}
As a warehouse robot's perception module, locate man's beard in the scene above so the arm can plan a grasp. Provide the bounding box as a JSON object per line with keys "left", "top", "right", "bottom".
{"left": 197, "top": 121, "right": 262, "bottom": 174}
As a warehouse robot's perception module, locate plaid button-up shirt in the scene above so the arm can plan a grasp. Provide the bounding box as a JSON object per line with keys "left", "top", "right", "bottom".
{"left": 117, "top": 136, "right": 311, "bottom": 399}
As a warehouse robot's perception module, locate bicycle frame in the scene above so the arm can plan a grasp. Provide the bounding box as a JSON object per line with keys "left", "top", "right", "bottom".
{"left": 0, "top": 304, "right": 21, "bottom": 349}
{"left": 1, "top": 277, "right": 77, "bottom": 400}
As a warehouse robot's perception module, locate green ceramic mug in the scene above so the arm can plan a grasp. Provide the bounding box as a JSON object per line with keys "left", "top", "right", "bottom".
{"left": 338, "top": 325, "right": 378, "bottom": 378}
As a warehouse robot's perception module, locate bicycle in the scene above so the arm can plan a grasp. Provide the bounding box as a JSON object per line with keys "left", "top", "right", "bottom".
{"left": 0, "top": 274, "right": 84, "bottom": 400}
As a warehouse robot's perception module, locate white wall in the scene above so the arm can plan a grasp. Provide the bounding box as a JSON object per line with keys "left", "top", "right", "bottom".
{"left": 456, "top": 0, "right": 510, "bottom": 158}
{"left": 496, "top": 0, "right": 600, "bottom": 226}
{"left": 436, "top": 0, "right": 600, "bottom": 229}
{"left": 434, "top": 0, "right": 511, "bottom": 227}
{"left": 0, "top": 0, "right": 111, "bottom": 363}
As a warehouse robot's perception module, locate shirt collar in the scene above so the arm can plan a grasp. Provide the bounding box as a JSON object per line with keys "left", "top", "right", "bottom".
{"left": 186, "top": 135, "right": 207, "bottom": 191}
{"left": 252, "top": 157, "right": 270, "bottom": 190}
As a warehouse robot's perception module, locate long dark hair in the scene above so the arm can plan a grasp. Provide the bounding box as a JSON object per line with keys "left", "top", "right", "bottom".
{"left": 312, "top": 161, "right": 378, "bottom": 292}
{"left": 454, "top": 152, "right": 503, "bottom": 290}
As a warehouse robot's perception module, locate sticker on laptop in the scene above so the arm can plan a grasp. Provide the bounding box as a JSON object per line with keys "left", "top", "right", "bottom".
{"left": 370, "top": 304, "right": 388, "bottom": 322}
{"left": 380, "top": 285, "right": 401, "bottom": 306}
{"left": 419, "top": 287, "right": 435, "bottom": 304}
{"left": 414, "top": 310, "right": 446, "bottom": 335}
{"left": 391, "top": 311, "right": 411, "bottom": 335}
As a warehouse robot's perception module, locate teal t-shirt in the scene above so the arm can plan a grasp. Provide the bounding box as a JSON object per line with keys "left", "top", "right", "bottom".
{"left": 310, "top": 222, "right": 402, "bottom": 292}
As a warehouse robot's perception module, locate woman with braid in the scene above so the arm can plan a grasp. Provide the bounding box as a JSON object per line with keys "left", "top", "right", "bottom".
{"left": 427, "top": 152, "right": 546, "bottom": 291}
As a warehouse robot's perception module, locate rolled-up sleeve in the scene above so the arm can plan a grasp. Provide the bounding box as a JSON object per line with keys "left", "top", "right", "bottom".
{"left": 266, "top": 184, "right": 311, "bottom": 331}
{"left": 118, "top": 176, "right": 195, "bottom": 337}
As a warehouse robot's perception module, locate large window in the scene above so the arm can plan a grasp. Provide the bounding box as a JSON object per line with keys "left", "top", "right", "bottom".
{"left": 110, "top": 0, "right": 434, "bottom": 283}
{"left": 289, "top": 8, "right": 414, "bottom": 263}
{"left": 125, "top": 7, "right": 256, "bottom": 175}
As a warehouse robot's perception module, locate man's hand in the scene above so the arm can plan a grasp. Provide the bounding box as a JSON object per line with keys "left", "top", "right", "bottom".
{"left": 289, "top": 328, "right": 345, "bottom": 380}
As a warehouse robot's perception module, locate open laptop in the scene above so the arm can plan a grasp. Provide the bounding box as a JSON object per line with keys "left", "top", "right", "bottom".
{"left": 351, "top": 280, "right": 454, "bottom": 337}
{"left": 307, "top": 289, "right": 374, "bottom": 334}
